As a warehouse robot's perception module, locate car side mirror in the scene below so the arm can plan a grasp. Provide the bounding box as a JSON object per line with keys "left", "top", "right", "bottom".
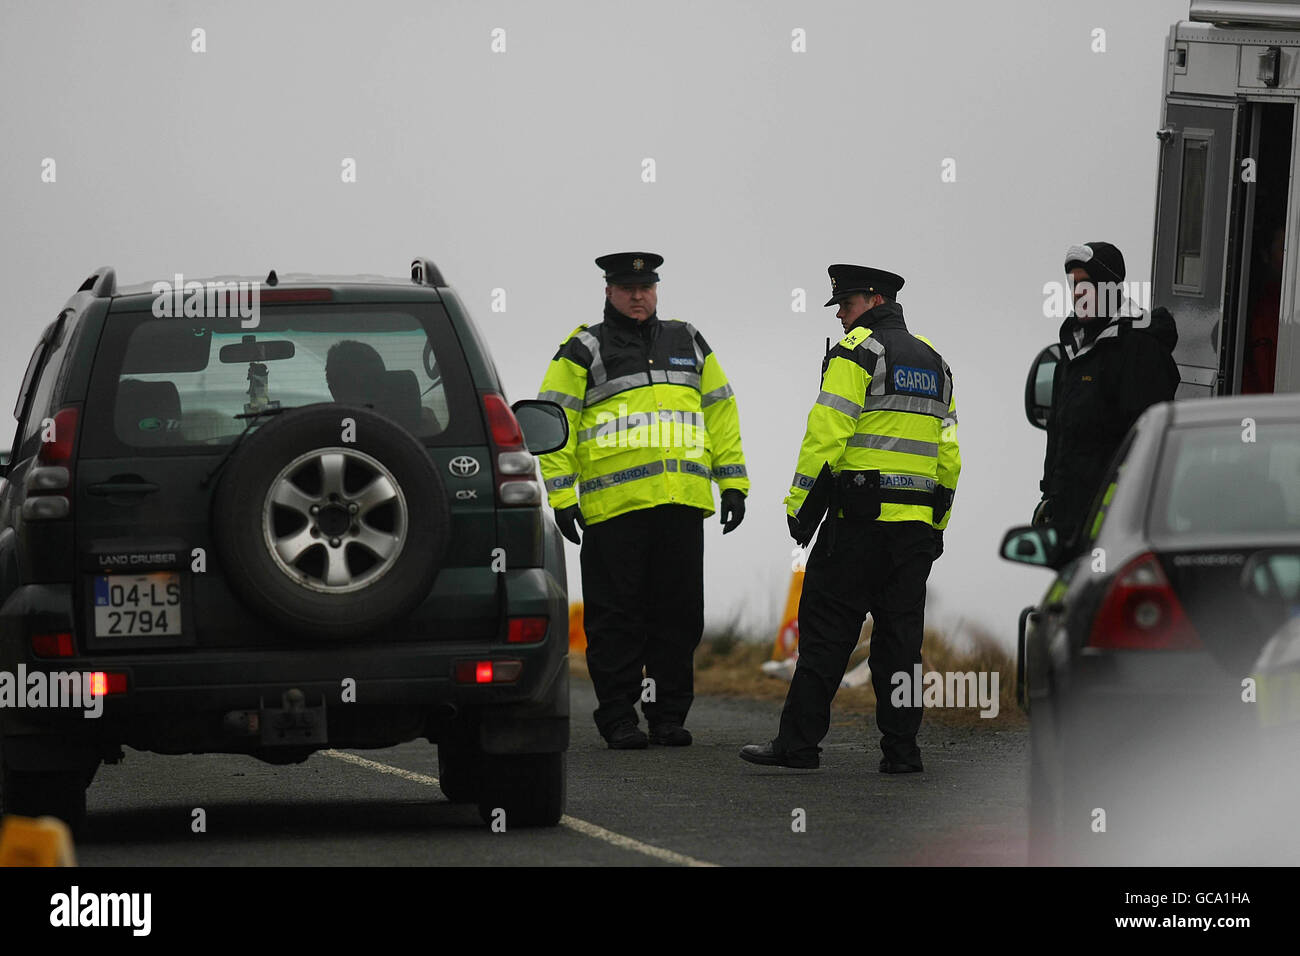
{"left": 1000, "top": 524, "right": 1062, "bottom": 569}
{"left": 1024, "top": 343, "right": 1061, "bottom": 430}
{"left": 512, "top": 399, "right": 569, "bottom": 455}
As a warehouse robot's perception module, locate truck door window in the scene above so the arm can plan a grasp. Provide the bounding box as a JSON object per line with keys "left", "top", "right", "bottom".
{"left": 1174, "top": 133, "right": 1211, "bottom": 293}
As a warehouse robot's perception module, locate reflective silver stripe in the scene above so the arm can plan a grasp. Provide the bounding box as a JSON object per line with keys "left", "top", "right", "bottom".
{"left": 878, "top": 472, "right": 936, "bottom": 493}
{"left": 649, "top": 369, "right": 701, "bottom": 389}
{"left": 862, "top": 339, "right": 886, "bottom": 397}
{"left": 663, "top": 458, "right": 710, "bottom": 479}
{"left": 577, "top": 410, "right": 705, "bottom": 444}
{"left": 847, "top": 433, "right": 939, "bottom": 457}
{"left": 539, "top": 389, "right": 582, "bottom": 412}
{"left": 868, "top": 347, "right": 887, "bottom": 396}
{"left": 860, "top": 393, "right": 949, "bottom": 418}
{"left": 816, "top": 390, "right": 864, "bottom": 418}
{"left": 545, "top": 473, "right": 578, "bottom": 492}
{"left": 576, "top": 330, "right": 605, "bottom": 386}
{"left": 682, "top": 322, "right": 705, "bottom": 369}
{"left": 578, "top": 460, "right": 666, "bottom": 495}
{"left": 792, "top": 471, "right": 818, "bottom": 490}
{"left": 712, "top": 463, "right": 748, "bottom": 479}
{"left": 700, "top": 383, "right": 734, "bottom": 407}
{"left": 585, "top": 372, "right": 650, "bottom": 406}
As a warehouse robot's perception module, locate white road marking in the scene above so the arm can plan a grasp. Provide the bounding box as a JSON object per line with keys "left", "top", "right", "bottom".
{"left": 321, "top": 749, "right": 719, "bottom": 867}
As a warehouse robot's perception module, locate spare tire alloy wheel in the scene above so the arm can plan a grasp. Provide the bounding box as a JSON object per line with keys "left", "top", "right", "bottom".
{"left": 213, "top": 404, "right": 449, "bottom": 638}
{"left": 266, "top": 447, "right": 407, "bottom": 593}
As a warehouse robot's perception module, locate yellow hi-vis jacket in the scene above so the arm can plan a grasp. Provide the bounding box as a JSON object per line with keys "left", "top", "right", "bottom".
{"left": 785, "top": 304, "right": 960, "bottom": 529}
{"left": 538, "top": 313, "right": 749, "bottom": 525}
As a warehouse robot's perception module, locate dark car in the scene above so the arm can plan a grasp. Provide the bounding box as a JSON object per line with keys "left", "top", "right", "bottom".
{"left": 1002, "top": 393, "right": 1300, "bottom": 865}
{"left": 0, "top": 260, "right": 572, "bottom": 832}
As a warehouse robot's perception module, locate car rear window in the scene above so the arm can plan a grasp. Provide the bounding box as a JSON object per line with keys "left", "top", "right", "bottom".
{"left": 85, "top": 303, "right": 479, "bottom": 452}
{"left": 1150, "top": 422, "right": 1300, "bottom": 536}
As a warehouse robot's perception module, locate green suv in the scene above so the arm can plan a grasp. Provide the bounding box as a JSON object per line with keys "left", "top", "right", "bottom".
{"left": 0, "top": 259, "right": 571, "bottom": 831}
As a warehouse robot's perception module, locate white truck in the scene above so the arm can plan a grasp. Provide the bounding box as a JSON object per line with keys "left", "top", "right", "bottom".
{"left": 1026, "top": 0, "right": 1300, "bottom": 423}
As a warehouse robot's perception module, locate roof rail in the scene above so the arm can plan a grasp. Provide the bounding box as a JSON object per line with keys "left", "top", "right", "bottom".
{"left": 410, "top": 258, "right": 446, "bottom": 287}
{"left": 1191, "top": 0, "right": 1300, "bottom": 28}
{"left": 77, "top": 266, "right": 116, "bottom": 298}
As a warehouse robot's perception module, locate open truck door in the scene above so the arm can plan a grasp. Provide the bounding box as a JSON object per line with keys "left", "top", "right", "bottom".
{"left": 1151, "top": 97, "right": 1241, "bottom": 398}
{"left": 1155, "top": 6, "right": 1299, "bottom": 397}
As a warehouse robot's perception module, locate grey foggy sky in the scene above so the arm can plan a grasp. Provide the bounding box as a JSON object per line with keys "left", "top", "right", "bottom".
{"left": 0, "top": 0, "right": 1191, "bottom": 647}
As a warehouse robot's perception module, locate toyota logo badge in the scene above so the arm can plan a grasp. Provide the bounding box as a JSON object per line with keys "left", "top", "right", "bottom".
{"left": 449, "top": 456, "right": 480, "bottom": 478}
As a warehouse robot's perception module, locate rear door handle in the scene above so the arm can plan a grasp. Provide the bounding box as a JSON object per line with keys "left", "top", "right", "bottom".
{"left": 88, "top": 480, "right": 159, "bottom": 496}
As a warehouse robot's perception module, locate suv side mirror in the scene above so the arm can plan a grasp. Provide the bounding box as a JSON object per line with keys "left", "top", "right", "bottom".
{"left": 1024, "top": 343, "right": 1061, "bottom": 430}
{"left": 512, "top": 400, "right": 569, "bottom": 455}
{"left": 999, "top": 524, "right": 1062, "bottom": 569}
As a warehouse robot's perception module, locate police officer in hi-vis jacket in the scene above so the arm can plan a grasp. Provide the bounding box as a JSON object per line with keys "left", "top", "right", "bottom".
{"left": 742, "top": 264, "right": 960, "bottom": 772}
{"left": 538, "top": 252, "right": 749, "bottom": 750}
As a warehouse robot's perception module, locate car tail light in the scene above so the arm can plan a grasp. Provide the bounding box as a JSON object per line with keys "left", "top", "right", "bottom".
{"left": 507, "top": 616, "right": 548, "bottom": 644}
{"left": 23, "top": 406, "right": 78, "bottom": 521}
{"left": 31, "top": 632, "right": 75, "bottom": 657}
{"left": 482, "top": 393, "right": 542, "bottom": 506}
{"left": 1088, "top": 553, "right": 1202, "bottom": 650}
{"left": 256, "top": 288, "right": 333, "bottom": 304}
{"left": 87, "top": 672, "right": 128, "bottom": 696}
{"left": 453, "top": 659, "right": 523, "bottom": 684}
{"left": 36, "top": 407, "right": 78, "bottom": 465}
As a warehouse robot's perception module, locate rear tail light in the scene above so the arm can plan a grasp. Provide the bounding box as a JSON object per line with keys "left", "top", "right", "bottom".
{"left": 31, "top": 632, "right": 75, "bottom": 658}
{"left": 24, "top": 406, "right": 78, "bottom": 521}
{"left": 256, "top": 288, "right": 334, "bottom": 304}
{"left": 36, "top": 407, "right": 78, "bottom": 465}
{"left": 507, "top": 616, "right": 548, "bottom": 644}
{"left": 453, "top": 659, "right": 523, "bottom": 684}
{"left": 482, "top": 393, "right": 542, "bottom": 507}
{"left": 1088, "top": 553, "right": 1202, "bottom": 650}
{"left": 87, "top": 672, "right": 128, "bottom": 696}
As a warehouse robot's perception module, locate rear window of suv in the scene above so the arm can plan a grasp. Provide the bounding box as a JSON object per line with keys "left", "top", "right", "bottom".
{"left": 83, "top": 302, "right": 481, "bottom": 453}
{"left": 1150, "top": 422, "right": 1300, "bottom": 537}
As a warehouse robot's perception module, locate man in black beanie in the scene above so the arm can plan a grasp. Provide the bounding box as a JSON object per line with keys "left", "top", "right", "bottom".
{"left": 1034, "top": 242, "right": 1180, "bottom": 548}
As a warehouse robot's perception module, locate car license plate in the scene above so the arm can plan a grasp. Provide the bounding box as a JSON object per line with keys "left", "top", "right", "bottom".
{"left": 93, "top": 573, "right": 182, "bottom": 637}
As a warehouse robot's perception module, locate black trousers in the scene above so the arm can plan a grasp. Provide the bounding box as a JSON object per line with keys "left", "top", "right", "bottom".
{"left": 774, "top": 517, "right": 935, "bottom": 764}
{"left": 579, "top": 504, "right": 705, "bottom": 736}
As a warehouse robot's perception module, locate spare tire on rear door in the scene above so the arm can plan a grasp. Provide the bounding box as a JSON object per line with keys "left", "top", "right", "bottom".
{"left": 212, "top": 403, "right": 450, "bottom": 638}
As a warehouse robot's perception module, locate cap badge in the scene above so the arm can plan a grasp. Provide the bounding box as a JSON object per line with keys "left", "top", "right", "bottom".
{"left": 633, "top": 258, "right": 644, "bottom": 271}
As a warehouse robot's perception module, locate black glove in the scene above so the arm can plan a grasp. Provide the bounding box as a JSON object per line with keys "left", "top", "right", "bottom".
{"left": 788, "top": 514, "right": 803, "bottom": 544}
{"left": 932, "top": 528, "right": 944, "bottom": 560}
{"left": 1031, "top": 498, "right": 1053, "bottom": 528}
{"left": 555, "top": 504, "right": 585, "bottom": 545}
{"left": 720, "top": 489, "right": 745, "bottom": 534}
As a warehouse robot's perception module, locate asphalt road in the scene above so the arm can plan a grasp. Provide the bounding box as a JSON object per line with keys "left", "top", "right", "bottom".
{"left": 73, "top": 677, "right": 1027, "bottom": 866}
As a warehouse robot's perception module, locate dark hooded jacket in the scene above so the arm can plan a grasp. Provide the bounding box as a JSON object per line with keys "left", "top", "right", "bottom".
{"left": 1040, "top": 305, "right": 1180, "bottom": 547}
